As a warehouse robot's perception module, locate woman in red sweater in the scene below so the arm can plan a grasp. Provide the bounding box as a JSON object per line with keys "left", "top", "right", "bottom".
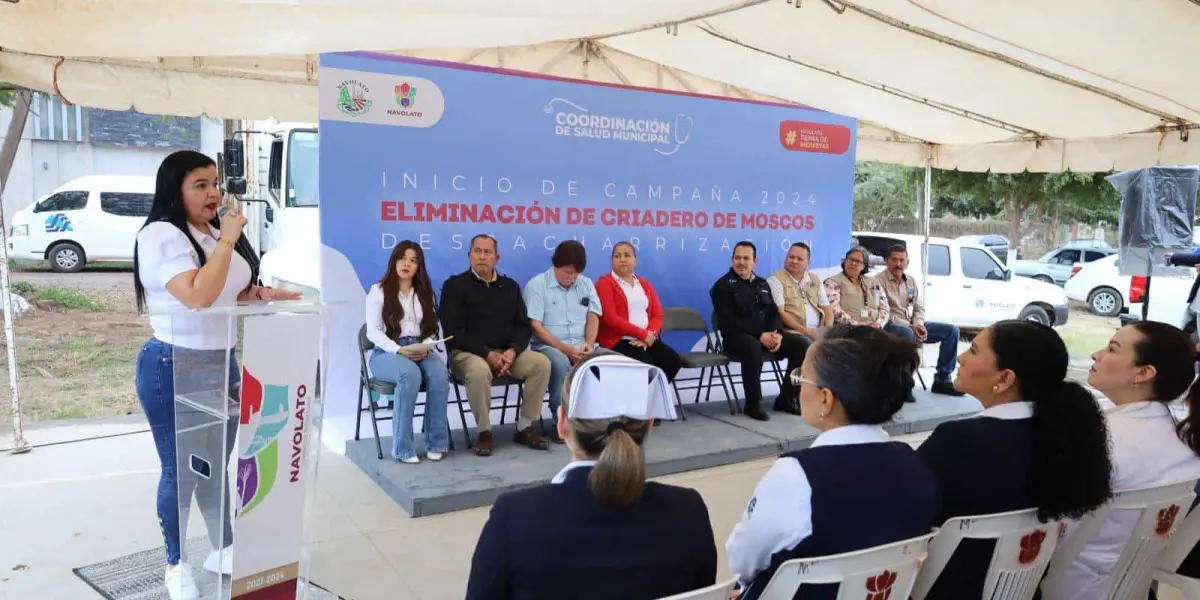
{"left": 596, "top": 242, "right": 682, "bottom": 383}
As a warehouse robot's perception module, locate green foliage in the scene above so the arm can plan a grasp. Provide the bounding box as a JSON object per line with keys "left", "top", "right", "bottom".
{"left": 11, "top": 281, "right": 101, "bottom": 311}
{"left": 0, "top": 89, "right": 12, "bottom": 109}
{"left": 925, "top": 170, "right": 1120, "bottom": 226}
{"left": 852, "top": 162, "right": 921, "bottom": 226}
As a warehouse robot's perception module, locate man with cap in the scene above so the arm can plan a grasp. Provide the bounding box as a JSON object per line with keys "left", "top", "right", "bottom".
{"left": 466, "top": 354, "right": 717, "bottom": 600}
{"left": 710, "top": 241, "right": 810, "bottom": 421}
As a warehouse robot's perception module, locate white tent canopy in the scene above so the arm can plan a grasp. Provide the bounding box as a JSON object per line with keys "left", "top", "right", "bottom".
{"left": 3, "top": 0, "right": 1199, "bottom": 172}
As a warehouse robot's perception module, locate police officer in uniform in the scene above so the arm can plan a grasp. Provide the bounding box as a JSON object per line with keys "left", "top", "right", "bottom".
{"left": 710, "top": 241, "right": 810, "bottom": 421}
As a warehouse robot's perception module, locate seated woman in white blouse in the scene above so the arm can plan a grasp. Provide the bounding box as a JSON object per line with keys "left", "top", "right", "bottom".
{"left": 726, "top": 324, "right": 939, "bottom": 600}
{"left": 134, "top": 150, "right": 299, "bottom": 600}
{"left": 364, "top": 240, "right": 451, "bottom": 464}
{"left": 1046, "top": 321, "right": 1200, "bottom": 600}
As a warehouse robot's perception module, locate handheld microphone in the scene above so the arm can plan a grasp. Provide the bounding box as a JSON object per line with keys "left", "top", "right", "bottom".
{"left": 217, "top": 204, "right": 233, "bottom": 219}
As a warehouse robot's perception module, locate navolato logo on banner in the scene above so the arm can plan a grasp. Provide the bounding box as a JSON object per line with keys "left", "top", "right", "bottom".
{"left": 231, "top": 313, "right": 322, "bottom": 600}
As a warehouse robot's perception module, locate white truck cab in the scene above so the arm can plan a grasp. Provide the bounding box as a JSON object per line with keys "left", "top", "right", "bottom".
{"left": 8, "top": 175, "right": 155, "bottom": 272}
{"left": 231, "top": 123, "right": 321, "bottom": 294}
{"left": 850, "top": 232, "right": 1070, "bottom": 331}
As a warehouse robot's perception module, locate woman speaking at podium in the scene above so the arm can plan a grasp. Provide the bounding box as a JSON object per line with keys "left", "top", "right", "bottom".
{"left": 132, "top": 150, "right": 298, "bottom": 600}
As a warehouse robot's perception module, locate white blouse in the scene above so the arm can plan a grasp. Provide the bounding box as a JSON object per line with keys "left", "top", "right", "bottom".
{"left": 364, "top": 283, "right": 424, "bottom": 354}
{"left": 137, "top": 221, "right": 251, "bottom": 350}
{"left": 1048, "top": 401, "right": 1200, "bottom": 600}
{"left": 614, "top": 273, "right": 650, "bottom": 341}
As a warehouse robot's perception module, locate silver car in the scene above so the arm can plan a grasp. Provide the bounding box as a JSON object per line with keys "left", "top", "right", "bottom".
{"left": 1012, "top": 246, "right": 1116, "bottom": 285}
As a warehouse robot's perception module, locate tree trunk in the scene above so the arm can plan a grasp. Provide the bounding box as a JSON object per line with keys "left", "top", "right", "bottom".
{"left": 0, "top": 88, "right": 31, "bottom": 453}
{"left": 1006, "top": 197, "right": 1022, "bottom": 260}
{"left": 0, "top": 89, "right": 32, "bottom": 189}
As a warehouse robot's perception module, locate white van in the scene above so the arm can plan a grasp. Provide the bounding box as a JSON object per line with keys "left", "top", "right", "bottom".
{"left": 8, "top": 175, "right": 155, "bottom": 272}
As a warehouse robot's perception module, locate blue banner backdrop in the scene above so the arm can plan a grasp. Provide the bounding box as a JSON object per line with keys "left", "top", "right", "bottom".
{"left": 316, "top": 51, "right": 856, "bottom": 427}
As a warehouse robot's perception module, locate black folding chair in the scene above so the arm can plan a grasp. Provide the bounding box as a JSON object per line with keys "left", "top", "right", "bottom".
{"left": 447, "top": 355, "right": 549, "bottom": 449}
{"left": 353, "top": 324, "right": 455, "bottom": 460}
{"left": 710, "top": 311, "right": 788, "bottom": 413}
{"left": 661, "top": 307, "right": 739, "bottom": 417}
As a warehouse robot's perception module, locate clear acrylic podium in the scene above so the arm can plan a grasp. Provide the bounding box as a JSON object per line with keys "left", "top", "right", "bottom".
{"left": 169, "top": 301, "right": 329, "bottom": 600}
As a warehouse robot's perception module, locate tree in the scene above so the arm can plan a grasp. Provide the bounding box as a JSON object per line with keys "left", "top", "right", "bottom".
{"left": 0, "top": 85, "right": 14, "bottom": 109}
{"left": 852, "top": 162, "right": 921, "bottom": 228}
{"left": 923, "top": 170, "right": 1121, "bottom": 249}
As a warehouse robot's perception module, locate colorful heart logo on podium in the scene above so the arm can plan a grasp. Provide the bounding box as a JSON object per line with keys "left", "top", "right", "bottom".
{"left": 236, "top": 368, "right": 291, "bottom": 516}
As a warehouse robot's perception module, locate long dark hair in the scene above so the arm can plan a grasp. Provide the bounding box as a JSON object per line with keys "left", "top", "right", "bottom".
{"left": 990, "top": 320, "right": 1113, "bottom": 522}
{"left": 377, "top": 240, "right": 439, "bottom": 340}
{"left": 809, "top": 324, "right": 919, "bottom": 424}
{"left": 134, "top": 151, "right": 259, "bottom": 313}
{"left": 1125, "top": 321, "right": 1200, "bottom": 455}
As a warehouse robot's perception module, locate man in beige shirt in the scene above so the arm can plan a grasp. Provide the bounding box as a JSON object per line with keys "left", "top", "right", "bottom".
{"left": 879, "top": 245, "right": 964, "bottom": 396}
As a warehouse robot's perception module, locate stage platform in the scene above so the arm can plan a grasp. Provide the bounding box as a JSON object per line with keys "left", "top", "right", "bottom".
{"left": 344, "top": 390, "right": 983, "bottom": 517}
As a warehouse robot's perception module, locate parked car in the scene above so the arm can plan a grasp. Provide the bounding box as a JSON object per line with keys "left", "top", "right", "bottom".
{"left": 957, "top": 234, "right": 1018, "bottom": 264}
{"left": 1119, "top": 252, "right": 1199, "bottom": 327}
{"left": 1064, "top": 254, "right": 1128, "bottom": 317}
{"left": 7, "top": 175, "right": 154, "bottom": 272}
{"left": 838, "top": 232, "right": 1070, "bottom": 331}
{"left": 1062, "top": 238, "right": 1114, "bottom": 250}
{"left": 1011, "top": 246, "right": 1116, "bottom": 286}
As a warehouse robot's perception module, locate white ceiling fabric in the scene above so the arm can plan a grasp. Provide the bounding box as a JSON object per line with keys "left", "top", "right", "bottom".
{"left": 2, "top": 0, "right": 1197, "bottom": 172}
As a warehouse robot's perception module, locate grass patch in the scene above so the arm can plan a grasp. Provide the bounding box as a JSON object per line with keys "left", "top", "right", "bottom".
{"left": 11, "top": 259, "right": 133, "bottom": 272}
{"left": 1059, "top": 327, "right": 1113, "bottom": 360}
{"left": 12, "top": 281, "right": 102, "bottom": 311}
{"left": 0, "top": 321, "right": 146, "bottom": 421}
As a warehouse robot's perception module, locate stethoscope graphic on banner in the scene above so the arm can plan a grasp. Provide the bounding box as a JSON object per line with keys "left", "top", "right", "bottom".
{"left": 544, "top": 98, "right": 693, "bottom": 156}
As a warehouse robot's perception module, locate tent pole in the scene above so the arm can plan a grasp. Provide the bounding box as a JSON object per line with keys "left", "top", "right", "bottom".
{"left": 0, "top": 90, "right": 32, "bottom": 455}
{"left": 921, "top": 150, "right": 932, "bottom": 302}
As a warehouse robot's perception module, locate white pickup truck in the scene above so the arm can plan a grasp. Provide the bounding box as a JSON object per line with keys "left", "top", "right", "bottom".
{"left": 844, "top": 232, "right": 1071, "bottom": 331}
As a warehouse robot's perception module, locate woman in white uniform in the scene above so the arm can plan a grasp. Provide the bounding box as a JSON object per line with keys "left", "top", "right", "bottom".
{"left": 1047, "top": 321, "right": 1200, "bottom": 600}
{"left": 133, "top": 150, "right": 299, "bottom": 600}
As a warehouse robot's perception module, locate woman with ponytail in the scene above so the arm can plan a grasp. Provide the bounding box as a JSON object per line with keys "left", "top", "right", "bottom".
{"left": 917, "top": 320, "right": 1113, "bottom": 600}
{"left": 726, "top": 324, "right": 940, "bottom": 600}
{"left": 465, "top": 353, "right": 716, "bottom": 600}
{"left": 1045, "top": 321, "right": 1200, "bottom": 600}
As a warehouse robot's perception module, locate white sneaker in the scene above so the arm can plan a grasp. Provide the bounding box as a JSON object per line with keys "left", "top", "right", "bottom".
{"left": 398, "top": 455, "right": 420, "bottom": 464}
{"left": 203, "top": 549, "right": 233, "bottom": 576}
{"left": 165, "top": 564, "right": 200, "bottom": 600}
{"left": 427, "top": 451, "right": 444, "bottom": 461}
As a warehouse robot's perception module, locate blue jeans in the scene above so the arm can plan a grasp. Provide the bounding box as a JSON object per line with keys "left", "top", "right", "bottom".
{"left": 368, "top": 338, "right": 450, "bottom": 460}
{"left": 135, "top": 338, "right": 239, "bottom": 565}
{"left": 535, "top": 345, "right": 573, "bottom": 416}
{"left": 884, "top": 321, "right": 960, "bottom": 383}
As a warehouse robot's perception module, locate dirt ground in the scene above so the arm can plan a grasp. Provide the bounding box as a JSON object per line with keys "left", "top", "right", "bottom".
{"left": 0, "top": 268, "right": 1121, "bottom": 423}
{"left": 0, "top": 270, "right": 147, "bottom": 421}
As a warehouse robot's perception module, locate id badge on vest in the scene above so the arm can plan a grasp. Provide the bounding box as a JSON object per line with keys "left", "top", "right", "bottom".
{"left": 860, "top": 308, "right": 870, "bottom": 318}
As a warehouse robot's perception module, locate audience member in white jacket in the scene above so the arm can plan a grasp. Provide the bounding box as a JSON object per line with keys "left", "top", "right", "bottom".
{"left": 1047, "top": 322, "right": 1200, "bottom": 600}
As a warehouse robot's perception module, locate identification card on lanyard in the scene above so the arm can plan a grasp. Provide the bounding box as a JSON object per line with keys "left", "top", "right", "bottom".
{"left": 859, "top": 279, "right": 871, "bottom": 319}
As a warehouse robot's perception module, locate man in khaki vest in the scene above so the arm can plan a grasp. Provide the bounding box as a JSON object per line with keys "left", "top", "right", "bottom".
{"left": 879, "top": 244, "right": 965, "bottom": 397}
{"left": 766, "top": 242, "right": 832, "bottom": 342}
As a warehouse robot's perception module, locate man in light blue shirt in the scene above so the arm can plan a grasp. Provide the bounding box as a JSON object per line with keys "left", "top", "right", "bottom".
{"left": 524, "top": 241, "right": 602, "bottom": 441}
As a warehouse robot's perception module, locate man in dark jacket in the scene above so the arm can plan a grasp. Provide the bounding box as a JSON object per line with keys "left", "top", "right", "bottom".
{"left": 441, "top": 234, "right": 552, "bottom": 457}
{"left": 710, "top": 241, "right": 809, "bottom": 421}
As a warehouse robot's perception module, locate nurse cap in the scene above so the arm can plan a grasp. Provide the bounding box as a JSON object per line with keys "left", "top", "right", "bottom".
{"left": 566, "top": 353, "right": 678, "bottom": 421}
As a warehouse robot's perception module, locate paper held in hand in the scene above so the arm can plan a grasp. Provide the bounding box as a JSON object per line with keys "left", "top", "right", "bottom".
{"left": 401, "top": 336, "right": 452, "bottom": 352}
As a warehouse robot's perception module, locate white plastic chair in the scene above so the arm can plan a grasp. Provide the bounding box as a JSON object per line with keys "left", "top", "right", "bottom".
{"left": 749, "top": 532, "right": 936, "bottom": 600}
{"left": 911, "top": 508, "right": 1063, "bottom": 600}
{"left": 656, "top": 576, "right": 740, "bottom": 600}
{"left": 1154, "top": 490, "right": 1200, "bottom": 600}
{"left": 1039, "top": 479, "right": 1197, "bottom": 600}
